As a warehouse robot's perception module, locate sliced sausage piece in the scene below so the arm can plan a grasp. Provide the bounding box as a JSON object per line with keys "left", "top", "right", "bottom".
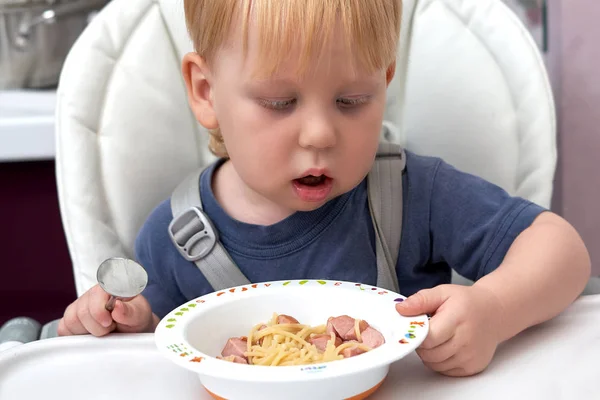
{"left": 217, "top": 355, "right": 248, "bottom": 364}
{"left": 308, "top": 334, "right": 343, "bottom": 353}
{"left": 360, "top": 326, "right": 385, "bottom": 349}
{"left": 231, "top": 355, "right": 248, "bottom": 364}
{"left": 341, "top": 342, "right": 366, "bottom": 358}
{"left": 345, "top": 319, "right": 369, "bottom": 341}
{"left": 326, "top": 317, "right": 337, "bottom": 337}
{"left": 256, "top": 325, "right": 267, "bottom": 345}
{"left": 221, "top": 337, "right": 248, "bottom": 360}
{"left": 277, "top": 314, "right": 299, "bottom": 324}
{"left": 326, "top": 315, "right": 354, "bottom": 338}
{"left": 327, "top": 315, "right": 369, "bottom": 341}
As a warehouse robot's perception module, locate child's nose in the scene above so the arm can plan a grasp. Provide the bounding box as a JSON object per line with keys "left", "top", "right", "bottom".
{"left": 298, "top": 114, "right": 337, "bottom": 150}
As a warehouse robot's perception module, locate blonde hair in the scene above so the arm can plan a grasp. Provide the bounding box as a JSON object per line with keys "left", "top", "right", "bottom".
{"left": 184, "top": 0, "right": 403, "bottom": 158}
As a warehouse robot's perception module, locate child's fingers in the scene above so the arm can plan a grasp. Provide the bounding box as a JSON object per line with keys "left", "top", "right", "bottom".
{"left": 111, "top": 296, "right": 152, "bottom": 333}
{"left": 57, "top": 285, "right": 116, "bottom": 337}
{"left": 416, "top": 336, "right": 459, "bottom": 364}
{"left": 422, "top": 345, "right": 491, "bottom": 377}
{"left": 56, "top": 318, "right": 72, "bottom": 336}
{"left": 77, "top": 290, "right": 114, "bottom": 337}
{"left": 396, "top": 286, "right": 452, "bottom": 317}
{"left": 88, "top": 285, "right": 115, "bottom": 328}
{"left": 439, "top": 367, "right": 469, "bottom": 377}
{"left": 419, "top": 311, "right": 457, "bottom": 350}
{"left": 57, "top": 302, "right": 83, "bottom": 336}
{"left": 422, "top": 354, "right": 460, "bottom": 373}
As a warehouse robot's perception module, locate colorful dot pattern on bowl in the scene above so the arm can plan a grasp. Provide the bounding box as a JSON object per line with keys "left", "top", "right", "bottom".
{"left": 167, "top": 343, "right": 205, "bottom": 363}
{"left": 398, "top": 321, "right": 426, "bottom": 344}
{"left": 163, "top": 280, "right": 427, "bottom": 360}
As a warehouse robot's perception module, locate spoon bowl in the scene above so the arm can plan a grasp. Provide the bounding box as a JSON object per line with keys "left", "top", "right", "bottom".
{"left": 97, "top": 257, "right": 148, "bottom": 311}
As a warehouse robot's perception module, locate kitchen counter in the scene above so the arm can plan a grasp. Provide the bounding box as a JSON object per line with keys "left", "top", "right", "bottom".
{"left": 0, "top": 90, "right": 56, "bottom": 162}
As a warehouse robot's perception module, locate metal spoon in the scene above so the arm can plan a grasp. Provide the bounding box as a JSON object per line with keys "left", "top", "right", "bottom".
{"left": 97, "top": 257, "right": 148, "bottom": 312}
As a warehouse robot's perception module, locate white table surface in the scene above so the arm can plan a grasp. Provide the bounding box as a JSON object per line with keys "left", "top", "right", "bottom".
{"left": 1, "top": 295, "right": 599, "bottom": 400}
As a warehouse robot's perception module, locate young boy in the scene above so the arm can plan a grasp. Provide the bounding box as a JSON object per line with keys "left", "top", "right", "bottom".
{"left": 57, "top": 0, "right": 590, "bottom": 377}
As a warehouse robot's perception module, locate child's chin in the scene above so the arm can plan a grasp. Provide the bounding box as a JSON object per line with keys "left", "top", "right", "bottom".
{"left": 293, "top": 199, "right": 331, "bottom": 212}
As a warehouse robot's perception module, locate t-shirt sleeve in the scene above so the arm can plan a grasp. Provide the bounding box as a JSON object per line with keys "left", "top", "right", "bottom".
{"left": 134, "top": 199, "right": 188, "bottom": 319}
{"left": 428, "top": 159, "right": 547, "bottom": 281}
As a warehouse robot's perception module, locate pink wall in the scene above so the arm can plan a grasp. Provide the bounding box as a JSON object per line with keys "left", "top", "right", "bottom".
{"left": 548, "top": 0, "right": 600, "bottom": 275}
{"left": 0, "top": 161, "right": 76, "bottom": 326}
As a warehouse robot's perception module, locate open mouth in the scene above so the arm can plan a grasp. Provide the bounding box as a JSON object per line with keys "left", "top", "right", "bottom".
{"left": 294, "top": 174, "right": 328, "bottom": 187}
{"left": 292, "top": 174, "right": 334, "bottom": 202}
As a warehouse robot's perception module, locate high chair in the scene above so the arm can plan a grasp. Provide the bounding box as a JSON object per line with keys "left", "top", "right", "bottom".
{"left": 51, "top": 0, "right": 585, "bottom": 321}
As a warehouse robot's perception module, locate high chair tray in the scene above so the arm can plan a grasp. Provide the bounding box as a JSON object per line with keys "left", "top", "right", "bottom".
{"left": 1, "top": 295, "right": 600, "bottom": 400}
{"left": 0, "top": 333, "right": 204, "bottom": 400}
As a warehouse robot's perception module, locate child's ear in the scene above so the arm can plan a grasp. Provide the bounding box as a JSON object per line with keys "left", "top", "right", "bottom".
{"left": 386, "top": 61, "right": 397, "bottom": 86}
{"left": 182, "top": 52, "right": 219, "bottom": 130}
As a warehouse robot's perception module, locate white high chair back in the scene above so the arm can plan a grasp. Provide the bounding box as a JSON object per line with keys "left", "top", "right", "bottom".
{"left": 55, "top": 0, "right": 556, "bottom": 296}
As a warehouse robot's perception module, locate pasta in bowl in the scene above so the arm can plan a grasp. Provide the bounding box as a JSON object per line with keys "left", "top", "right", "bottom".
{"left": 154, "top": 280, "right": 429, "bottom": 400}
{"left": 218, "top": 313, "right": 385, "bottom": 366}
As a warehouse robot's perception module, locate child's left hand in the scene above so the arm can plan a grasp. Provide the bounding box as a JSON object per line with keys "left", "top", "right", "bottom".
{"left": 395, "top": 284, "right": 504, "bottom": 377}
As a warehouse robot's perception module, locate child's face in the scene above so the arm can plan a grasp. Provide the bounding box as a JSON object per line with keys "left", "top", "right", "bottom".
{"left": 185, "top": 21, "right": 395, "bottom": 213}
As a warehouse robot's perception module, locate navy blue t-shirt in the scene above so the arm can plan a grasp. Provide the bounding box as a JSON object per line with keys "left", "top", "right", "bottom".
{"left": 135, "top": 151, "right": 546, "bottom": 318}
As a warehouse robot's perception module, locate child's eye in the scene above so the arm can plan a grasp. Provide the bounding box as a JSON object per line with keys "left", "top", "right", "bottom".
{"left": 258, "top": 99, "right": 296, "bottom": 111}
{"left": 337, "top": 96, "right": 370, "bottom": 109}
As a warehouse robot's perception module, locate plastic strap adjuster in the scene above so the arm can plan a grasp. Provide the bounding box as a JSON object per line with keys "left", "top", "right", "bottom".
{"left": 168, "top": 207, "right": 218, "bottom": 262}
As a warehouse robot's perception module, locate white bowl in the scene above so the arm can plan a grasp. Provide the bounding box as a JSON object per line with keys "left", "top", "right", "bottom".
{"left": 154, "top": 280, "right": 429, "bottom": 400}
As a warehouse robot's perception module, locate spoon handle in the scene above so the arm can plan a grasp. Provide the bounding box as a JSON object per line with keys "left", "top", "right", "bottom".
{"left": 105, "top": 296, "right": 117, "bottom": 312}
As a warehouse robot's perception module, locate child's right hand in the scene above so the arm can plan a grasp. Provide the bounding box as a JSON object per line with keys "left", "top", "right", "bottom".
{"left": 57, "top": 284, "right": 158, "bottom": 337}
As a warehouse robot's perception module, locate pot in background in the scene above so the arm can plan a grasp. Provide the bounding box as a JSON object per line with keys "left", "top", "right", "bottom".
{"left": 0, "top": 0, "right": 109, "bottom": 89}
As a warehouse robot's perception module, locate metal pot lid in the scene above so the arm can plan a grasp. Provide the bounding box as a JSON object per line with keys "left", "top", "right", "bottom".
{"left": 0, "top": 0, "right": 63, "bottom": 6}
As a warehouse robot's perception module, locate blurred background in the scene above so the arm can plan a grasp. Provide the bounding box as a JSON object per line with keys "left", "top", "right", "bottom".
{"left": 0, "top": 0, "right": 598, "bottom": 326}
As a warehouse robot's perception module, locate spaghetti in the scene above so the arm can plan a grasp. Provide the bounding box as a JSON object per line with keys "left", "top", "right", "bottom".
{"left": 218, "top": 313, "right": 383, "bottom": 366}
